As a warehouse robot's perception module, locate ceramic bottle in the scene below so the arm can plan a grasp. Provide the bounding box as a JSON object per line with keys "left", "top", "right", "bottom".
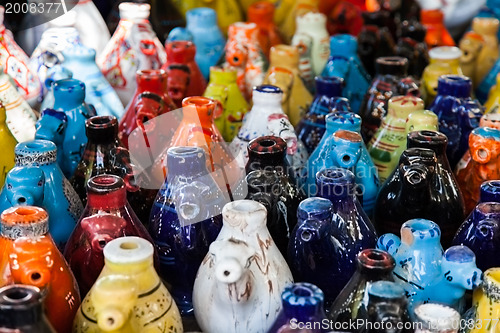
{"left": 456, "top": 127, "right": 500, "bottom": 214}
{"left": 414, "top": 303, "right": 460, "bottom": 333}
{"left": 0, "top": 102, "right": 16, "bottom": 188}
{"left": 36, "top": 78, "right": 96, "bottom": 178}
{"left": 62, "top": 44, "right": 125, "bottom": 118}
{"left": 204, "top": 66, "right": 248, "bottom": 142}
{"left": 395, "top": 20, "right": 429, "bottom": 80}
{"left": 278, "top": 0, "right": 317, "bottom": 44}
{"left": 421, "top": 46, "right": 463, "bottom": 106}
{"left": 245, "top": 135, "right": 291, "bottom": 175}
{"left": 98, "top": 3, "right": 166, "bottom": 106}
{"left": 149, "top": 146, "right": 227, "bottom": 316}
{"left": 328, "top": 249, "right": 395, "bottom": 323}
{"left": 0, "top": 7, "right": 41, "bottom": 108}
{"left": 0, "top": 69, "right": 37, "bottom": 143}
{"left": 248, "top": 1, "right": 283, "bottom": 59}
{"left": 472, "top": 17, "right": 500, "bottom": 86}
{"left": 0, "top": 140, "right": 83, "bottom": 248}
{"left": 0, "top": 206, "right": 80, "bottom": 333}
{"left": 322, "top": 34, "right": 371, "bottom": 113}
{"left": 39, "top": 65, "right": 73, "bottom": 112}
{"left": 0, "top": 284, "right": 56, "bottom": 332}
{"left": 459, "top": 31, "right": 485, "bottom": 91}
{"left": 73, "top": 236, "right": 183, "bottom": 332}
{"left": 429, "top": 75, "right": 483, "bottom": 169}
{"left": 312, "top": 107, "right": 379, "bottom": 215}
{"left": 377, "top": 219, "right": 482, "bottom": 311}
{"left": 163, "top": 40, "right": 207, "bottom": 108}
{"left": 193, "top": 200, "right": 293, "bottom": 333}
{"left": 263, "top": 44, "right": 312, "bottom": 127}
{"left": 291, "top": 31, "right": 315, "bottom": 92}
{"left": 360, "top": 56, "right": 420, "bottom": 142}
{"left": 480, "top": 180, "right": 500, "bottom": 202}
{"left": 65, "top": 174, "right": 152, "bottom": 298}
{"left": 185, "top": 8, "right": 225, "bottom": 80}
{"left": 421, "top": 9, "right": 456, "bottom": 48}
{"left": 374, "top": 148, "right": 464, "bottom": 248}
{"left": 267, "top": 282, "right": 328, "bottom": 333}
{"left": 368, "top": 96, "right": 431, "bottom": 183}
{"left": 223, "top": 22, "right": 267, "bottom": 101}
{"left": 295, "top": 77, "right": 343, "bottom": 154}
{"left": 293, "top": 12, "right": 330, "bottom": 77}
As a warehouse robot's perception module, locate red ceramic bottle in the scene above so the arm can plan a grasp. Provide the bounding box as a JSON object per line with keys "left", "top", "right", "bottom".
{"left": 163, "top": 40, "right": 207, "bottom": 108}
{"left": 421, "top": 9, "right": 456, "bottom": 48}
{"left": 247, "top": 1, "right": 283, "bottom": 59}
{"left": 64, "top": 174, "right": 153, "bottom": 297}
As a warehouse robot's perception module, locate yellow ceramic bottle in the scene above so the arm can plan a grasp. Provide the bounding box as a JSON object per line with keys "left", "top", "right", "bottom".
{"left": 0, "top": 102, "right": 16, "bottom": 187}
{"left": 459, "top": 32, "right": 484, "bottom": 88}
{"left": 472, "top": 18, "right": 500, "bottom": 86}
{"left": 421, "top": 46, "right": 463, "bottom": 105}
{"left": 484, "top": 73, "right": 500, "bottom": 114}
{"left": 73, "top": 236, "right": 183, "bottom": 333}
{"left": 468, "top": 268, "right": 500, "bottom": 333}
{"left": 264, "top": 44, "right": 312, "bottom": 126}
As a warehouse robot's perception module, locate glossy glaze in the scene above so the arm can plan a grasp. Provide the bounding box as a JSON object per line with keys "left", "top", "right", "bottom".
{"left": 0, "top": 102, "right": 16, "bottom": 188}
{"left": 480, "top": 180, "right": 500, "bottom": 203}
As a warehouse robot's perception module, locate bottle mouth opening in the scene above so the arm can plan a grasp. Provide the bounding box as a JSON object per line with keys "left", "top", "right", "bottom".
{"left": 255, "top": 85, "right": 283, "bottom": 94}
{"left": 88, "top": 116, "right": 117, "bottom": 129}
{"left": 358, "top": 249, "right": 395, "bottom": 269}
{"left": 291, "top": 285, "right": 313, "bottom": 297}
{"left": 23, "top": 140, "right": 55, "bottom": 151}
{"left": 168, "top": 146, "right": 204, "bottom": 158}
{"left": 136, "top": 69, "right": 166, "bottom": 80}
{"left": 53, "top": 78, "right": 85, "bottom": 91}
{"left": 88, "top": 174, "right": 124, "bottom": 193}
{"left": 0, "top": 285, "right": 40, "bottom": 306}
{"left": 376, "top": 56, "right": 408, "bottom": 66}
{"left": 182, "top": 96, "right": 214, "bottom": 107}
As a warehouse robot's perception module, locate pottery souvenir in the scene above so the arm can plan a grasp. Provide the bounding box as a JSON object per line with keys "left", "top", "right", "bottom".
{"left": 421, "top": 47, "right": 463, "bottom": 106}
{"left": 193, "top": 200, "right": 293, "bottom": 333}
{"left": 0, "top": 69, "right": 37, "bottom": 143}
{"left": 0, "top": 102, "right": 16, "bottom": 187}
{"left": 98, "top": 3, "right": 166, "bottom": 106}
{"left": 73, "top": 236, "right": 183, "bottom": 332}
{"left": 421, "top": 9, "right": 456, "bottom": 48}
{"left": 480, "top": 180, "right": 500, "bottom": 202}
{"left": 263, "top": 44, "right": 312, "bottom": 127}
{"left": 291, "top": 31, "right": 315, "bottom": 92}
{"left": 429, "top": 75, "right": 483, "bottom": 169}
{"left": 360, "top": 56, "right": 420, "bottom": 142}
{"left": 322, "top": 34, "right": 371, "bottom": 114}
{"left": 377, "top": 219, "right": 482, "bottom": 311}
{"left": 248, "top": 1, "right": 283, "bottom": 59}
{"left": 39, "top": 65, "right": 73, "bottom": 111}
{"left": 223, "top": 22, "right": 267, "bottom": 101}
{"left": 459, "top": 32, "right": 485, "bottom": 89}
{"left": 62, "top": 44, "right": 124, "bottom": 118}
{"left": 293, "top": 12, "right": 329, "bottom": 77}
{"left": 295, "top": 76, "right": 343, "bottom": 154}
{"left": 395, "top": 20, "right": 429, "bottom": 80}
{"left": 0, "top": 284, "right": 56, "bottom": 332}
{"left": 0, "top": 206, "right": 80, "bottom": 333}
{"left": 472, "top": 18, "right": 500, "bottom": 86}
{"left": 149, "top": 146, "right": 227, "bottom": 315}
{"left": 36, "top": 79, "right": 96, "bottom": 178}
{"left": 0, "top": 6, "right": 41, "bottom": 108}
{"left": 185, "top": 8, "right": 225, "bottom": 80}
{"left": 204, "top": 66, "right": 248, "bottom": 142}
{"left": 414, "top": 303, "right": 461, "bottom": 333}
{"left": 456, "top": 127, "right": 500, "bottom": 214}
{"left": 374, "top": 148, "right": 465, "bottom": 248}
{"left": 163, "top": 40, "right": 207, "bottom": 108}
{"left": 0, "top": 140, "right": 83, "bottom": 248}
{"left": 368, "top": 96, "right": 433, "bottom": 183}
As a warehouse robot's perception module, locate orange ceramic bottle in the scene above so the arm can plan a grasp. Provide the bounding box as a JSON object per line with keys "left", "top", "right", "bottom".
{"left": 0, "top": 206, "right": 80, "bottom": 333}
{"left": 248, "top": 1, "right": 283, "bottom": 59}
{"left": 421, "top": 9, "right": 455, "bottom": 48}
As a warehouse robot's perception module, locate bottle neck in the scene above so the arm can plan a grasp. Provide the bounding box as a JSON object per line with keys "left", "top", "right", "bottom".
{"left": 87, "top": 188, "right": 127, "bottom": 211}
{"left": 0, "top": 286, "right": 45, "bottom": 328}
{"left": 104, "top": 257, "right": 153, "bottom": 275}
{"left": 136, "top": 72, "right": 168, "bottom": 96}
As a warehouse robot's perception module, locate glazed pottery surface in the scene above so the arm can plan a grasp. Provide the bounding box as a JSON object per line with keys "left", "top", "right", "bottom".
{"left": 291, "top": 31, "right": 315, "bottom": 92}
{"left": 472, "top": 18, "right": 500, "bottom": 86}
{"left": 480, "top": 180, "right": 500, "bottom": 203}
{"left": 0, "top": 102, "right": 16, "bottom": 188}
{"left": 248, "top": 1, "right": 283, "bottom": 59}
{"left": 421, "top": 9, "right": 456, "bottom": 48}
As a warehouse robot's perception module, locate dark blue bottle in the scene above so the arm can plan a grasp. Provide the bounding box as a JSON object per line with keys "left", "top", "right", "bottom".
{"left": 480, "top": 180, "right": 500, "bottom": 203}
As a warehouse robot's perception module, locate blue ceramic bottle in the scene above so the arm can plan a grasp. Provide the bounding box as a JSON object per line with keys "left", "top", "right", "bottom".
{"left": 321, "top": 34, "right": 371, "bottom": 114}
{"left": 186, "top": 8, "right": 225, "bottom": 80}
{"left": 428, "top": 75, "right": 484, "bottom": 169}
{"left": 306, "top": 105, "right": 379, "bottom": 215}
{"left": 295, "top": 77, "right": 343, "bottom": 154}
{"left": 62, "top": 44, "right": 124, "bottom": 118}
{"left": 377, "top": 219, "right": 482, "bottom": 312}
{"left": 267, "top": 283, "right": 328, "bottom": 333}
{"left": 36, "top": 79, "right": 96, "bottom": 178}
{"left": 0, "top": 140, "right": 83, "bottom": 249}
{"left": 453, "top": 202, "right": 500, "bottom": 271}
{"left": 149, "top": 146, "right": 227, "bottom": 316}
{"left": 40, "top": 65, "right": 73, "bottom": 111}
{"left": 480, "top": 180, "right": 500, "bottom": 202}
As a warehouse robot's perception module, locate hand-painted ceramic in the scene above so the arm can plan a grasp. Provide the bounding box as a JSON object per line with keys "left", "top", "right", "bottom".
{"left": 39, "top": 65, "right": 73, "bottom": 111}
{"left": 421, "top": 46, "right": 463, "bottom": 106}
{"left": 0, "top": 69, "right": 37, "bottom": 143}
{"left": 0, "top": 7, "right": 41, "bottom": 108}
{"left": 472, "top": 18, "right": 500, "bottom": 86}
{"left": 0, "top": 284, "right": 56, "bottom": 332}
{"left": 291, "top": 31, "right": 315, "bottom": 92}
{"left": 0, "top": 140, "right": 83, "bottom": 248}
{"left": 322, "top": 34, "right": 371, "bottom": 113}
{"left": 377, "top": 219, "right": 482, "bottom": 312}
{"left": 263, "top": 44, "right": 312, "bottom": 127}
{"left": 295, "top": 76, "right": 342, "bottom": 154}
{"left": 204, "top": 66, "right": 248, "bottom": 142}
{"left": 73, "top": 236, "right": 183, "bottom": 332}
{"left": 247, "top": 1, "right": 283, "bottom": 59}
{"left": 267, "top": 283, "right": 328, "bottom": 333}
{"left": 456, "top": 127, "right": 500, "bottom": 214}
{"left": 193, "top": 200, "right": 293, "bottom": 333}
{"left": 480, "top": 180, "right": 500, "bottom": 203}
{"left": 223, "top": 22, "right": 267, "bottom": 101}
{"left": 421, "top": 9, "right": 456, "bottom": 48}
{"left": 429, "top": 75, "right": 483, "bottom": 169}
{"left": 97, "top": 3, "right": 166, "bottom": 106}
{"left": 62, "top": 44, "right": 124, "bottom": 118}
{"left": 395, "top": 20, "right": 429, "bottom": 79}
{"left": 414, "top": 303, "right": 461, "bottom": 333}
{"left": 375, "top": 148, "right": 464, "bottom": 248}
{"left": 0, "top": 206, "right": 80, "bottom": 333}
{"left": 149, "top": 146, "right": 226, "bottom": 316}
{"left": 185, "top": 8, "right": 225, "bottom": 80}
{"left": 0, "top": 102, "right": 16, "bottom": 187}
